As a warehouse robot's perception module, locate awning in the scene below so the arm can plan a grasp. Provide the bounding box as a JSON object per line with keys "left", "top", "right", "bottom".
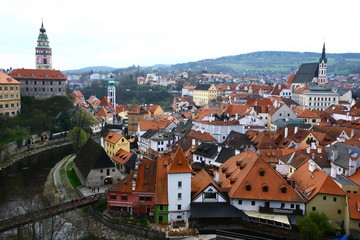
{"left": 190, "top": 203, "right": 246, "bottom": 219}
{"left": 244, "top": 211, "right": 290, "bottom": 225}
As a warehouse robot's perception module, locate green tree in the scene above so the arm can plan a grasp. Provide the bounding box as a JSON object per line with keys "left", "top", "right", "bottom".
{"left": 67, "top": 126, "right": 87, "bottom": 153}
{"left": 73, "top": 108, "right": 97, "bottom": 134}
{"left": 296, "top": 212, "right": 335, "bottom": 240}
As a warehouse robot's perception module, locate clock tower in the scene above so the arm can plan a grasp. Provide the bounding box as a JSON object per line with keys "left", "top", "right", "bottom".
{"left": 35, "top": 21, "right": 52, "bottom": 69}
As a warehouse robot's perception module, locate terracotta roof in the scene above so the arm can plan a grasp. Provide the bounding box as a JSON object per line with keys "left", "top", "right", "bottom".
{"left": 87, "top": 96, "right": 99, "bottom": 104}
{"left": 139, "top": 119, "right": 171, "bottom": 131}
{"left": 95, "top": 106, "right": 112, "bottom": 117}
{"left": 105, "top": 132, "right": 127, "bottom": 144}
{"left": 128, "top": 106, "right": 149, "bottom": 114}
{"left": 135, "top": 159, "right": 157, "bottom": 193}
{"left": 191, "top": 169, "right": 223, "bottom": 200}
{"left": 271, "top": 84, "right": 289, "bottom": 96}
{"left": 72, "top": 90, "right": 84, "bottom": 98}
{"left": 167, "top": 147, "right": 192, "bottom": 174}
{"left": 293, "top": 106, "right": 320, "bottom": 118}
{"left": 290, "top": 162, "right": 345, "bottom": 200}
{"left": 324, "top": 104, "right": 349, "bottom": 115}
{"left": 286, "top": 74, "right": 295, "bottom": 88}
{"left": 10, "top": 69, "right": 66, "bottom": 80}
{"left": 349, "top": 168, "right": 360, "bottom": 186}
{"left": 99, "top": 96, "right": 115, "bottom": 112}
{"left": 197, "top": 108, "right": 222, "bottom": 121}
{"left": 347, "top": 193, "right": 360, "bottom": 220}
{"left": 0, "top": 73, "right": 20, "bottom": 84}
{"left": 116, "top": 105, "right": 129, "bottom": 113}
{"left": 112, "top": 149, "right": 133, "bottom": 165}
{"left": 224, "top": 105, "right": 252, "bottom": 116}
{"left": 155, "top": 156, "right": 170, "bottom": 205}
{"left": 187, "top": 129, "right": 216, "bottom": 142}
{"left": 220, "top": 149, "right": 304, "bottom": 202}
{"left": 107, "top": 172, "right": 134, "bottom": 193}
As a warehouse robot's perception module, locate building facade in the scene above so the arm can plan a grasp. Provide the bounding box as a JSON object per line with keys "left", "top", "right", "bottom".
{"left": 10, "top": 69, "right": 67, "bottom": 99}
{"left": 192, "top": 84, "right": 217, "bottom": 106}
{"left": 0, "top": 73, "right": 21, "bottom": 117}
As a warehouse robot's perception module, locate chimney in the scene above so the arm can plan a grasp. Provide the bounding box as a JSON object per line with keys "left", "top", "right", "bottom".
{"left": 330, "top": 163, "right": 337, "bottom": 178}
{"left": 278, "top": 84, "right": 281, "bottom": 90}
{"left": 306, "top": 147, "right": 310, "bottom": 154}
{"left": 284, "top": 127, "right": 288, "bottom": 138}
{"left": 192, "top": 139, "right": 196, "bottom": 149}
{"left": 210, "top": 113, "right": 213, "bottom": 122}
{"left": 317, "top": 148, "right": 322, "bottom": 153}
{"left": 235, "top": 113, "right": 239, "bottom": 120}
{"left": 351, "top": 128, "right": 355, "bottom": 138}
{"left": 294, "top": 126, "right": 298, "bottom": 134}
{"left": 309, "top": 160, "right": 316, "bottom": 173}
{"left": 331, "top": 146, "right": 338, "bottom": 161}
{"left": 349, "top": 153, "right": 358, "bottom": 177}
{"left": 214, "top": 170, "right": 220, "bottom": 184}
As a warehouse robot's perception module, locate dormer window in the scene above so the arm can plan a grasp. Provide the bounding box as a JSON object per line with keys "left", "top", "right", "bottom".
{"left": 262, "top": 184, "right": 269, "bottom": 192}
{"left": 281, "top": 186, "right": 287, "bottom": 193}
{"left": 259, "top": 168, "right": 265, "bottom": 176}
{"left": 245, "top": 183, "right": 251, "bottom": 191}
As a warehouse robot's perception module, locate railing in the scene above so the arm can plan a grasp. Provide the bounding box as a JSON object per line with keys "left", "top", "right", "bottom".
{"left": 259, "top": 206, "right": 303, "bottom": 215}
{"left": 0, "top": 193, "right": 106, "bottom": 233}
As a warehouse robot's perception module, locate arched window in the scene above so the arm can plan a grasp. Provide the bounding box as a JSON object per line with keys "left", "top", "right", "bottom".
{"left": 258, "top": 168, "right": 265, "bottom": 176}
{"left": 245, "top": 183, "right": 251, "bottom": 191}
{"left": 262, "top": 185, "right": 269, "bottom": 192}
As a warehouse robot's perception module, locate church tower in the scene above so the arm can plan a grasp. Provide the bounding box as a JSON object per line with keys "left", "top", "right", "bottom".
{"left": 35, "top": 21, "right": 52, "bottom": 69}
{"left": 107, "top": 75, "right": 116, "bottom": 109}
{"left": 317, "top": 43, "right": 328, "bottom": 85}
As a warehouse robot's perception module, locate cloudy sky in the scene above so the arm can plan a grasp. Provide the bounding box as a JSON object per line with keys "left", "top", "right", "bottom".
{"left": 1, "top": 0, "right": 359, "bottom": 70}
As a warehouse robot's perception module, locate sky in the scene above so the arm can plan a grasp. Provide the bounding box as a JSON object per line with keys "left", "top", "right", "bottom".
{"left": 1, "top": 0, "right": 359, "bottom": 70}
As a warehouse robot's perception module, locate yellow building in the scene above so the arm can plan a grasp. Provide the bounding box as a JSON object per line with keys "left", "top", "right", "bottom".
{"left": 344, "top": 193, "right": 360, "bottom": 235}
{"left": 192, "top": 84, "right": 217, "bottom": 106}
{"left": 290, "top": 161, "right": 346, "bottom": 224}
{"left": 0, "top": 73, "right": 21, "bottom": 117}
{"left": 104, "top": 132, "right": 130, "bottom": 157}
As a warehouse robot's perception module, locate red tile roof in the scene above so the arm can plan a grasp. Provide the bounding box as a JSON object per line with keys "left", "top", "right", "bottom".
{"left": 167, "top": 147, "right": 192, "bottom": 174}
{"left": 290, "top": 162, "right": 345, "bottom": 200}
{"left": 10, "top": 69, "right": 66, "bottom": 80}
{"left": 0, "top": 73, "right": 20, "bottom": 84}
{"left": 105, "top": 132, "right": 126, "bottom": 144}
{"left": 220, "top": 149, "right": 304, "bottom": 202}
{"left": 112, "top": 148, "right": 133, "bottom": 165}
{"left": 347, "top": 193, "right": 360, "bottom": 220}
{"left": 154, "top": 156, "right": 170, "bottom": 205}
{"left": 191, "top": 169, "right": 224, "bottom": 200}
{"left": 135, "top": 159, "right": 157, "bottom": 193}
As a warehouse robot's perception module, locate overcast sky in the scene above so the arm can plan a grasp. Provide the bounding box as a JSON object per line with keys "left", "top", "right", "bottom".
{"left": 1, "top": 0, "right": 359, "bottom": 70}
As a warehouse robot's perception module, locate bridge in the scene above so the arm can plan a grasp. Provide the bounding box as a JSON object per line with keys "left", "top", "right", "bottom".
{"left": 0, "top": 193, "right": 106, "bottom": 233}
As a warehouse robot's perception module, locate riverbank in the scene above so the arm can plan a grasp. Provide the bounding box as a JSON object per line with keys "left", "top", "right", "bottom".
{"left": 0, "top": 140, "right": 70, "bottom": 170}
{"left": 44, "top": 154, "right": 147, "bottom": 240}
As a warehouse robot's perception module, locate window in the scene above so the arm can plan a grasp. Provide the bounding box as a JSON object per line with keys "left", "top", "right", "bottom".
{"left": 291, "top": 204, "right": 294, "bottom": 208}
{"left": 251, "top": 201, "right": 255, "bottom": 206}
{"left": 139, "top": 196, "right": 145, "bottom": 201}
{"left": 178, "top": 181, "right": 182, "bottom": 188}
{"left": 281, "top": 186, "right": 287, "bottom": 193}
{"left": 323, "top": 196, "right": 327, "bottom": 200}
{"left": 281, "top": 203, "right": 285, "bottom": 208}
{"left": 159, "top": 216, "right": 163, "bottom": 222}
{"left": 110, "top": 194, "right": 116, "bottom": 200}
{"left": 265, "top": 201, "right": 270, "bottom": 207}
{"left": 159, "top": 205, "right": 164, "bottom": 211}
{"left": 245, "top": 183, "right": 251, "bottom": 191}
{"left": 333, "top": 197, "right": 337, "bottom": 202}
{"left": 177, "top": 204, "right": 181, "bottom": 210}
{"left": 238, "top": 200, "right": 242, "bottom": 205}
{"left": 145, "top": 196, "right": 152, "bottom": 201}
{"left": 259, "top": 169, "right": 265, "bottom": 176}
{"left": 178, "top": 193, "right": 182, "bottom": 199}
{"left": 177, "top": 215, "right": 182, "bottom": 219}
{"left": 204, "top": 192, "right": 216, "bottom": 199}
{"left": 338, "top": 210, "right": 342, "bottom": 214}
{"left": 312, "top": 206, "right": 316, "bottom": 211}
{"left": 121, "top": 195, "right": 128, "bottom": 201}
{"left": 100, "top": 169, "right": 103, "bottom": 173}
{"left": 262, "top": 185, "right": 269, "bottom": 192}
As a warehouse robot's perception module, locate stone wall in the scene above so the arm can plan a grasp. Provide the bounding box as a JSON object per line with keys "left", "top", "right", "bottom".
{"left": 93, "top": 210, "right": 166, "bottom": 240}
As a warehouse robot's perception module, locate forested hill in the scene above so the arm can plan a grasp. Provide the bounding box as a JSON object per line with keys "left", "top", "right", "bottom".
{"left": 167, "top": 51, "right": 360, "bottom": 76}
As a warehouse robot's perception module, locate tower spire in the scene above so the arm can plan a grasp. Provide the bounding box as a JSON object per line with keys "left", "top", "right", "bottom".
{"left": 36, "top": 20, "right": 52, "bottom": 69}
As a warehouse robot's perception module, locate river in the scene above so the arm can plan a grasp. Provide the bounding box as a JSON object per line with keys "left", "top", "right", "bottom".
{"left": 0, "top": 144, "right": 73, "bottom": 220}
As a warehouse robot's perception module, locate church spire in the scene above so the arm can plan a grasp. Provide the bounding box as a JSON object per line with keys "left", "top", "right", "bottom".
{"left": 319, "top": 42, "right": 327, "bottom": 64}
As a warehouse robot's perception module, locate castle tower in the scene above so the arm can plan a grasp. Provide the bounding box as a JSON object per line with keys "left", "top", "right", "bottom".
{"left": 317, "top": 43, "right": 328, "bottom": 85}
{"left": 107, "top": 75, "right": 116, "bottom": 109}
{"left": 35, "top": 21, "right": 52, "bottom": 69}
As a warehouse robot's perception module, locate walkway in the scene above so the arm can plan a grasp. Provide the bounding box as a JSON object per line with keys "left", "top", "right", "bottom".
{"left": 0, "top": 193, "right": 106, "bottom": 233}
